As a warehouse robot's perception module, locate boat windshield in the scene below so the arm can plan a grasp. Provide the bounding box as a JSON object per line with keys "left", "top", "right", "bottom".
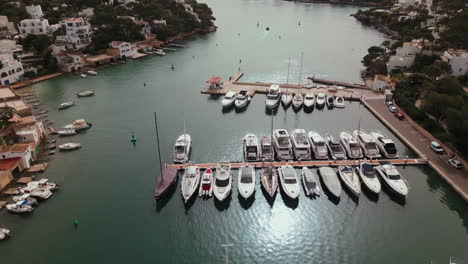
{"left": 240, "top": 168, "right": 253, "bottom": 183}
{"left": 362, "top": 164, "right": 376, "bottom": 178}
{"left": 246, "top": 146, "right": 257, "bottom": 152}
{"left": 388, "top": 173, "right": 401, "bottom": 180}
{"left": 285, "top": 178, "right": 297, "bottom": 184}
{"left": 216, "top": 178, "right": 230, "bottom": 187}
{"left": 225, "top": 93, "right": 235, "bottom": 99}
{"left": 330, "top": 143, "right": 343, "bottom": 153}
{"left": 278, "top": 137, "right": 290, "bottom": 146}
{"left": 297, "top": 147, "right": 308, "bottom": 152}
{"left": 175, "top": 146, "right": 186, "bottom": 153}
{"left": 384, "top": 143, "right": 397, "bottom": 154}
{"left": 365, "top": 142, "right": 378, "bottom": 150}
{"left": 267, "top": 93, "right": 279, "bottom": 100}
{"left": 262, "top": 146, "right": 271, "bottom": 154}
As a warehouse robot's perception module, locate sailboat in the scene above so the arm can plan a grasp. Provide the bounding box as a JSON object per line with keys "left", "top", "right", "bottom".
{"left": 281, "top": 58, "right": 293, "bottom": 107}
{"left": 260, "top": 114, "right": 278, "bottom": 198}
{"left": 292, "top": 53, "right": 304, "bottom": 110}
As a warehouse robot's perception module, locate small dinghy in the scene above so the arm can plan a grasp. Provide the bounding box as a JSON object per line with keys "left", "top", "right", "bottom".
{"left": 57, "top": 128, "right": 76, "bottom": 137}
{"left": 76, "top": 90, "right": 94, "bottom": 97}
{"left": 292, "top": 92, "right": 304, "bottom": 110}
{"left": 6, "top": 201, "right": 34, "bottom": 213}
{"left": 337, "top": 166, "right": 361, "bottom": 197}
{"left": 0, "top": 228, "right": 11, "bottom": 240}
{"left": 335, "top": 96, "right": 345, "bottom": 108}
{"left": 155, "top": 49, "right": 166, "bottom": 56}
{"left": 198, "top": 168, "right": 213, "bottom": 198}
{"left": 80, "top": 74, "right": 87, "bottom": 78}
{"left": 260, "top": 165, "right": 278, "bottom": 198}
{"left": 301, "top": 167, "right": 320, "bottom": 197}
{"left": 12, "top": 194, "right": 38, "bottom": 206}
{"left": 87, "top": 70, "right": 97, "bottom": 75}
{"left": 58, "top": 143, "right": 81, "bottom": 151}
{"left": 181, "top": 166, "right": 201, "bottom": 203}
{"left": 237, "top": 165, "right": 255, "bottom": 199}
{"left": 318, "top": 167, "right": 342, "bottom": 198}
{"left": 58, "top": 101, "right": 75, "bottom": 110}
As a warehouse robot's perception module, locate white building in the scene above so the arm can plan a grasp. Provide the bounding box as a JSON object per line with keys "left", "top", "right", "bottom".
{"left": 0, "top": 16, "right": 17, "bottom": 38}
{"left": 396, "top": 41, "right": 423, "bottom": 57}
{"left": 397, "top": 0, "right": 432, "bottom": 10}
{"left": 152, "top": 19, "right": 167, "bottom": 27}
{"left": 109, "top": 41, "right": 137, "bottom": 58}
{"left": 56, "top": 18, "right": 93, "bottom": 49}
{"left": 135, "top": 19, "right": 152, "bottom": 38}
{"left": 387, "top": 55, "right": 415, "bottom": 72}
{"left": 18, "top": 18, "right": 50, "bottom": 36}
{"left": 183, "top": 4, "right": 200, "bottom": 22}
{"left": 55, "top": 51, "right": 85, "bottom": 72}
{"left": 0, "top": 143, "right": 33, "bottom": 168}
{"left": 442, "top": 50, "right": 468, "bottom": 77}
{"left": 25, "top": 5, "right": 44, "bottom": 19}
{"left": 79, "top": 8, "right": 95, "bottom": 18}
{"left": 0, "top": 54, "right": 24, "bottom": 86}
{"left": 372, "top": 74, "right": 392, "bottom": 91}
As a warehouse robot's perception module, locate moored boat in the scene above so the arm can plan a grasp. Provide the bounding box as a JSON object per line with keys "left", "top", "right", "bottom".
{"left": 308, "top": 131, "right": 329, "bottom": 160}
{"left": 315, "top": 93, "right": 326, "bottom": 108}
{"left": 281, "top": 91, "right": 293, "bottom": 107}
{"left": 180, "top": 166, "right": 201, "bottom": 203}
{"left": 27, "top": 179, "right": 58, "bottom": 191}
{"left": 376, "top": 161, "right": 409, "bottom": 197}
{"left": 58, "top": 101, "right": 75, "bottom": 110}
{"left": 278, "top": 165, "right": 300, "bottom": 199}
{"left": 371, "top": 131, "right": 398, "bottom": 158}
{"left": 303, "top": 93, "right": 315, "bottom": 109}
{"left": 354, "top": 130, "right": 381, "bottom": 159}
{"left": 80, "top": 74, "right": 87, "bottom": 78}
{"left": 234, "top": 90, "right": 251, "bottom": 109}
{"left": 199, "top": 168, "right": 213, "bottom": 198}
{"left": 356, "top": 163, "right": 381, "bottom": 194}
{"left": 0, "top": 228, "right": 10, "bottom": 240}
{"left": 63, "top": 119, "right": 92, "bottom": 131}
{"left": 290, "top": 129, "right": 311, "bottom": 160}
{"left": 58, "top": 143, "right": 81, "bottom": 151}
{"left": 265, "top": 84, "right": 281, "bottom": 109}
{"left": 326, "top": 95, "right": 334, "bottom": 108}
{"left": 154, "top": 166, "right": 179, "bottom": 200}
{"left": 337, "top": 166, "right": 361, "bottom": 197}
{"left": 335, "top": 96, "right": 345, "bottom": 108}
{"left": 76, "top": 90, "right": 94, "bottom": 97}
{"left": 12, "top": 194, "right": 38, "bottom": 206}
{"left": 272, "top": 129, "right": 293, "bottom": 161}
{"left": 222, "top": 91, "right": 236, "bottom": 108}
{"left": 173, "top": 134, "right": 191, "bottom": 163}
{"left": 292, "top": 92, "right": 304, "bottom": 110}
{"left": 260, "top": 165, "right": 278, "bottom": 198}
{"left": 213, "top": 161, "right": 233, "bottom": 202}
{"left": 243, "top": 133, "right": 260, "bottom": 161}
{"left": 238, "top": 165, "right": 255, "bottom": 199}
{"left": 340, "top": 131, "right": 363, "bottom": 159}
{"left": 318, "top": 167, "right": 342, "bottom": 198}
{"left": 301, "top": 167, "right": 320, "bottom": 197}
{"left": 6, "top": 201, "right": 34, "bottom": 213}
{"left": 259, "top": 136, "right": 274, "bottom": 161}
{"left": 57, "top": 128, "right": 76, "bottom": 137}
{"left": 325, "top": 134, "right": 347, "bottom": 160}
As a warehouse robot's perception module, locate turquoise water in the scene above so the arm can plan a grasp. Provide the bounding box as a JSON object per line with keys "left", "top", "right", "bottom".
{"left": 0, "top": 0, "right": 467, "bottom": 263}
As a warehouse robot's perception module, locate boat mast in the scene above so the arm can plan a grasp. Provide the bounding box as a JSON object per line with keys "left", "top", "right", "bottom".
{"left": 298, "top": 52, "right": 304, "bottom": 85}
{"left": 154, "top": 112, "right": 163, "bottom": 177}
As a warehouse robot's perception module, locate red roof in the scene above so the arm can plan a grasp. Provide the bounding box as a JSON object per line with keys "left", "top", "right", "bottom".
{"left": 0, "top": 157, "right": 20, "bottom": 170}
{"left": 206, "top": 76, "right": 222, "bottom": 84}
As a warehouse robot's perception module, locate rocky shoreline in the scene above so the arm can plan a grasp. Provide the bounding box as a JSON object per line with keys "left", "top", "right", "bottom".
{"left": 285, "top": 0, "right": 386, "bottom": 7}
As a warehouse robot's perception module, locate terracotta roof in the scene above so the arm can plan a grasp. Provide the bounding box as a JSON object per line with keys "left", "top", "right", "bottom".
{"left": 0, "top": 157, "right": 21, "bottom": 170}
{"left": 8, "top": 143, "right": 31, "bottom": 153}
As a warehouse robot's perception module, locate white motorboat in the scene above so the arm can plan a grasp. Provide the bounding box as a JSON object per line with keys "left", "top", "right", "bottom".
{"left": 155, "top": 49, "right": 166, "bottom": 56}
{"left": 57, "top": 128, "right": 76, "bottom": 137}
{"left": 272, "top": 129, "right": 293, "bottom": 161}
{"left": 335, "top": 96, "right": 345, "bottom": 108}
{"left": 76, "top": 90, "right": 94, "bottom": 97}
{"left": 12, "top": 194, "right": 38, "bottom": 206}
{"left": 243, "top": 133, "right": 260, "bottom": 161}
{"left": 308, "top": 131, "right": 329, "bottom": 160}
{"left": 354, "top": 130, "right": 381, "bottom": 159}
{"left": 301, "top": 167, "right": 320, "bottom": 197}
{"left": 303, "top": 93, "right": 315, "bottom": 109}
{"left": 357, "top": 163, "right": 381, "bottom": 194}
{"left": 58, "top": 101, "right": 75, "bottom": 110}
{"left": 315, "top": 93, "right": 326, "bottom": 108}
{"left": 303, "top": 82, "right": 315, "bottom": 89}
{"left": 21, "top": 186, "right": 53, "bottom": 199}
{"left": 27, "top": 179, "right": 58, "bottom": 191}
{"left": 238, "top": 165, "right": 255, "bottom": 199}
{"left": 87, "top": 70, "right": 97, "bottom": 75}
{"left": 173, "top": 134, "right": 191, "bottom": 163}
{"left": 0, "top": 228, "right": 10, "bottom": 240}
{"left": 6, "top": 201, "right": 34, "bottom": 213}
{"left": 265, "top": 84, "right": 281, "bottom": 109}
{"left": 260, "top": 165, "right": 278, "bottom": 198}
{"left": 64, "top": 119, "right": 92, "bottom": 130}
{"left": 326, "top": 95, "right": 334, "bottom": 108}
{"left": 80, "top": 74, "right": 87, "bottom": 78}
{"left": 259, "top": 136, "right": 274, "bottom": 161}
{"left": 198, "top": 168, "right": 213, "bottom": 198}
{"left": 180, "top": 166, "right": 201, "bottom": 203}
{"left": 340, "top": 131, "right": 363, "bottom": 159}
{"left": 318, "top": 167, "right": 342, "bottom": 198}
{"left": 281, "top": 91, "right": 293, "bottom": 107}
{"left": 290, "top": 129, "right": 311, "bottom": 160}
{"left": 278, "top": 165, "right": 300, "bottom": 199}
{"left": 371, "top": 132, "right": 398, "bottom": 158}
{"left": 376, "top": 162, "right": 409, "bottom": 197}
{"left": 292, "top": 92, "right": 304, "bottom": 110}
{"left": 325, "top": 134, "right": 347, "bottom": 160}
{"left": 222, "top": 91, "right": 236, "bottom": 108}
{"left": 234, "top": 90, "right": 251, "bottom": 109}
{"left": 58, "top": 143, "right": 81, "bottom": 151}
{"left": 213, "top": 161, "right": 233, "bottom": 202}
{"left": 337, "top": 166, "right": 361, "bottom": 197}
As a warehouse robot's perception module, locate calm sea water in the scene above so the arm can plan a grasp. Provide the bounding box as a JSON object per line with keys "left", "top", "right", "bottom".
{"left": 1, "top": 0, "right": 467, "bottom": 263}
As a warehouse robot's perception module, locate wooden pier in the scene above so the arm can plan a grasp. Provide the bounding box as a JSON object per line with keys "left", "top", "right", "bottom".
{"left": 166, "top": 158, "right": 428, "bottom": 170}
{"left": 307, "top": 77, "right": 368, "bottom": 89}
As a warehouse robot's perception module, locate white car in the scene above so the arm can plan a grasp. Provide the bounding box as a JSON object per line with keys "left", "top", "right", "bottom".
{"left": 388, "top": 105, "right": 397, "bottom": 113}
{"left": 448, "top": 159, "right": 463, "bottom": 169}
{"left": 386, "top": 100, "right": 393, "bottom": 107}
{"left": 429, "top": 141, "right": 443, "bottom": 154}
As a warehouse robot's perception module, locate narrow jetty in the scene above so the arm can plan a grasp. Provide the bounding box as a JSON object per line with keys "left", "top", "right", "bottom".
{"left": 167, "top": 158, "right": 427, "bottom": 170}
{"left": 308, "top": 77, "right": 368, "bottom": 89}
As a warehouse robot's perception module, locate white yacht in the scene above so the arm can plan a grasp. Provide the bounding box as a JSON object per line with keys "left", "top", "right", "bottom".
{"left": 27, "top": 179, "right": 58, "bottom": 191}
{"left": 243, "top": 133, "right": 260, "bottom": 161}
{"left": 259, "top": 136, "right": 274, "bottom": 161}
{"left": 303, "top": 93, "right": 315, "bottom": 109}
{"left": 265, "top": 84, "right": 281, "bottom": 109}
{"left": 58, "top": 143, "right": 81, "bottom": 151}
{"left": 308, "top": 131, "right": 328, "bottom": 160}
{"left": 80, "top": 74, "right": 87, "bottom": 78}
{"left": 87, "top": 70, "right": 97, "bottom": 75}
{"left": 213, "top": 161, "right": 233, "bottom": 201}
{"left": 238, "top": 165, "right": 255, "bottom": 199}
{"left": 0, "top": 228, "right": 10, "bottom": 240}
{"left": 272, "top": 129, "right": 293, "bottom": 161}
{"left": 354, "top": 130, "right": 381, "bottom": 159}
{"left": 340, "top": 131, "right": 363, "bottom": 159}
{"left": 57, "top": 128, "right": 76, "bottom": 137}
{"left": 260, "top": 165, "right": 278, "bottom": 198}
{"left": 315, "top": 93, "right": 326, "bottom": 108}
{"left": 278, "top": 165, "right": 300, "bottom": 199}
{"left": 335, "top": 96, "right": 345, "bottom": 108}
{"left": 181, "top": 166, "right": 201, "bottom": 203}
{"left": 222, "top": 91, "right": 236, "bottom": 108}
{"left": 234, "top": 90, "right": 251, "bottom": 109}
{"left": 301, "top": 167, "right": 320, "bottom": 197}
{"left": 173, "top": 134, "right": 191, "bottom": 163}
{"left": 21, "top": 186, "right": 53, "bottom": 199}
{"left": 337, "top": 166, "right": 361, "bottom": 197}
{"left": 199, "top": 168, "right": 213, "bottom": 198}
{"left": 376, "top": 162, "right": 409, "bottom": 197}
{"left": 326, "top": 95, "right": 334, "bottom": 108}
{"left": 318, "top": 167, "right": 342, "bottom": 198}
{"left": 325, "top": 134, "right": 346, "bottom": 160}
{"left": 292, "top": 92, "right": 304, "bottom": 110}
{"left": 371, "top": 132, "right": 398, "bottom": 158}
{"left": 58, "top": 101, "right": 74, "bottom": 110}
{"left": 64, "top": 119, "right": 92, "bottom": 131}
{"left": 290, "top": 129, "right": 312, "bottom": 160}
{"left": 6, "top": 201, "right": 34, "bottom": 213}
{"left": 281, "top": 90, "right": 293, "bottom": 107}
{"left": 12, "top": 194, "right": 38, "bottom": 206}
{"left": 356, "top": 163, "right": 381, "bottom": 194}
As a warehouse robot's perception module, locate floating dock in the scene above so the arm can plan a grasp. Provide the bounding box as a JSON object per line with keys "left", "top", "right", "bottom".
{"left": 27, "top": 163, "right": 48, "bottom": 173}
{"left": 167, "top": 158, "right": 427, "bottom": 170}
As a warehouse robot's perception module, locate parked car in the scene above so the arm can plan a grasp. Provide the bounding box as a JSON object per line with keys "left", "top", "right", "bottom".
{"left": 385, "top": 100, "right": 393, "bottom": 107}
{"left": 429, "top": 141, "right": 444, "bottom": 154}
{"left": 394, "top": 112, "right": 405, "bottom": 120}
{"left": 388, "top": 105, "right": 397, "bottom": 113}
{"left": 448, "top": 159, "right": 463, "bottom": 169}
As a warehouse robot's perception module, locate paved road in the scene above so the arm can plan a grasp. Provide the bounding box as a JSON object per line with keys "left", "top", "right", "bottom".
{"left": 365, "top": 98, "right": 468, "bottom": 201}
